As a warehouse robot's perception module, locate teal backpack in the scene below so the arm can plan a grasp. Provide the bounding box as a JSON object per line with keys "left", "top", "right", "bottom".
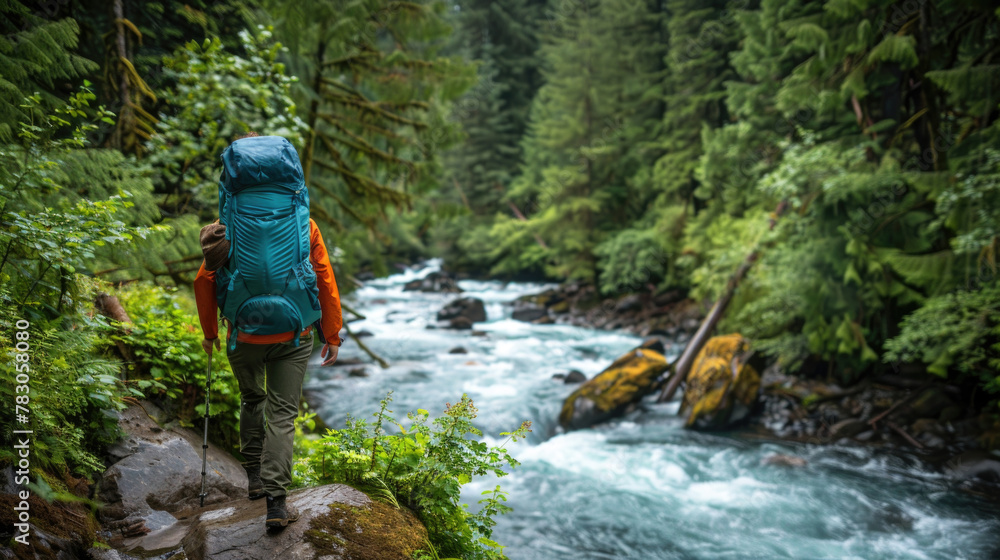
{"left": 214, "top": 135, "right": 322, "bottom": 351}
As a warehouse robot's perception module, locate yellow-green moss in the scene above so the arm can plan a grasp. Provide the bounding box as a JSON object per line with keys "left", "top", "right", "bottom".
{"left": 681, "top": 334, "right": 760, "bottom": 429}
{"left": 304, "top": 500, "right": 427, "bottom": 560}
{"left": 559, "top": 348, "right": 669, "bottom": 427}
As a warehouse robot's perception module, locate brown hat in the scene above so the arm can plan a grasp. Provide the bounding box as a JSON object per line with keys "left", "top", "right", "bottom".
{"left": 200, "top": 220, "right": 230, "bottom": 272}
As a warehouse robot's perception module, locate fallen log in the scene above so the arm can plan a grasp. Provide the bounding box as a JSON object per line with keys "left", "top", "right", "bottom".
{"left": 95, "top": 291, "right": 138, "bottom": 373}
{"left": 656, "top": 200, "right": 789, "bottom": 404}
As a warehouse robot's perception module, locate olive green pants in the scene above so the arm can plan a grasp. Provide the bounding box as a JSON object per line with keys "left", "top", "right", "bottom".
{"left": 227, "top": 334, "right": 313, "bottom": 497}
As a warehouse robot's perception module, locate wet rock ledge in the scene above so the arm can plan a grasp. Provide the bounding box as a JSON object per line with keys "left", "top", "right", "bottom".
{"left": 2, "top": 401, "right": 426, "bottom": 560}
{"left": 511, "top": 282, "right": 704, "bottom": 338}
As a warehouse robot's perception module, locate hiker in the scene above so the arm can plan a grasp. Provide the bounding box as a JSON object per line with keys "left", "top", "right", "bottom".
{"left": 193, "top": 132, "right": 343, "bottom": 530}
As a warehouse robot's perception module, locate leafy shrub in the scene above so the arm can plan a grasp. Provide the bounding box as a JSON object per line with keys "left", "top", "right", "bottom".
{"left": 0, "top": 86, "right": 160, "bottom": 480}
{"left": 111, "top": 283, "right": 243, "bottom": 451}
{"left": 293, "top": 393, "right": 531, "bottom": 560}
{"left": 0, "top": 278, "right": 128, "bottom": 478}
{"left": 884, "top": 282, "right": 1000, "bottom": 397}
{"left": 145, "top": 25, "right": 307, "bottom": 214}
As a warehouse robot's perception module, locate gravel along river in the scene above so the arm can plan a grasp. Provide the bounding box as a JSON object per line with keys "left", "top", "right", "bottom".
{"left": 305, "top": 261, "right": 1000, "bottom": 560}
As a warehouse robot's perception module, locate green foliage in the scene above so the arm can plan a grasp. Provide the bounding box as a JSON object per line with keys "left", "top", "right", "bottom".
{"left": 112, "top": 283, "right": 242, "bottom": 450}
{"left": 265, "top": 0, "right": 477, "bottom": 277}
{"left": 0, "top": 86, "right": 163, "bottom": 313}
{"left": 0, "top": 278, "right": 127, "bottom": 477}
{"left": 884, "top": 283, "right": 1000, "bottom": 390}
{"left": 429, "top": 0, "right": 546, "bottom": 275}
{"left": 0, "top": 1, "right": 97, "bottom": 139}
{"left": 294, "top": 393, "right": 531, "bottom": 560}
{"left": 146, "top": 26, "right": 307, "bottom": 218}
{"left": 593, "top": 227, "right": 669, "bottom": 295}
{"left": 492, "top": 0, "right": 666, "bottom": 282}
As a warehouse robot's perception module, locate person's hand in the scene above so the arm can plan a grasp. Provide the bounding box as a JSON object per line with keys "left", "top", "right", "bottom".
{"left": 321, "top": 342, "right": 339, "bottom": 366}
{"left": 202, "top": 338, "right": 221, "bottom": 355}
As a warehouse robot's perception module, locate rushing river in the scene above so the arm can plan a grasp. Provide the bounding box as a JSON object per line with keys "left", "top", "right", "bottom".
{"left": 304, "top": 260, "right": 1000, "bottom": 560}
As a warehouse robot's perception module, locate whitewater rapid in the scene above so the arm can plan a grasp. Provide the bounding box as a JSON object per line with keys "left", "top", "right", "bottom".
{"left": 305, "top": 260, "right": 1000, "bottom": 560}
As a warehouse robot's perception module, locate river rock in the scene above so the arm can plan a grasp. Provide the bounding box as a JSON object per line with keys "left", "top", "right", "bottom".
{"left": 640, "top": 337, "right": 666, "bottom": 355}
{"left": 946, "top": 450, "right": 1000, "bottom": 483}
{"left": 614, "top": 293, "right": 644, "bottom": 313}
{"left": 865, "top": 503, "right": 915, "bottom": 532}
{"left": 98, "top": 402, "right": 247, "bottom": 535}
{"left": 903, "top": 388, "right": 956, "bottom": 422}
{"left": 559, "top": 348, "right": 669, "bottom": 430}
{"left": 448, "top": 346, "right": 468, "bottom": 354}
{"left": 173, "top": 484, "right": 426, "bottom": 560}
{"left": 511, "top": 303, "right": 547, "bottom": 322}
{"left": 564, "top": 370, "right": 587, "bottom": 384}
{"left": 437, "top": 297, "right": 486, "bottom": 327}
{"left": 403, "top": 271, "right": 462, "bottom": 293}
{"left": 761, "top": 454, "right": 808, "bottom": 468}
{"left": 549, "top": 300, "right": 570, "bottom": 313}
{"left": 829, "top": 418, "right": 868, "bottom": 440}
{"left": 680, "top": 334, "right": 761, "bottom": 430}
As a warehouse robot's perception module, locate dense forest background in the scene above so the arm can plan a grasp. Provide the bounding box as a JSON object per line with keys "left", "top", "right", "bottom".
{"left": 1, "top": 0, "right": 999, "bottom": 491}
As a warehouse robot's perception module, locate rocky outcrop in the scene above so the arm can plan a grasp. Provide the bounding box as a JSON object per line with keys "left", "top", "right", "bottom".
{"left": 679, "top": 334, "right": 760, "bottom": 430}
{"left": 97, "top": 401, "right": 247, "bottom": 544}
{"left": 559, "top": 346, "right": 669, "bottom": 431}
{"left": 91, "top": 402, "right": 428, "bottom": 560}
{"left": 511, "top": 284, "right": 703, "bottom": 337}
{"left": 946, "top": 451, "right": 1000, "bottom": 484}
{"left": 403, "top": 271, "right": 462, "bottom": 293}
{"left": 510, "top": 301, "right": 547, "bottom": 322}
{"left": 437, "top": 297, "right": 486, "bottom": 329}
{"left": 179, "top": 485, "right": 426, "bottom": 560}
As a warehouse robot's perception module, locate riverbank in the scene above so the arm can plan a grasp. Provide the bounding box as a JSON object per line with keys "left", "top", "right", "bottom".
{"left": 409, "top": 266, "right": 1000, "bottom": 500}
{"left": 0, "top": 399, "right": 427, "bottom": 560}
{"left": 501, "top": 274, "right": 1000, "bottom": 500}
{"left": 311, "top": 262, "right": 1000, "bottom": 558}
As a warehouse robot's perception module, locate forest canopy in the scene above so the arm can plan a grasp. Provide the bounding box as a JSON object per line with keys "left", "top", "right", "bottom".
{"left": 1, "top": 0, "right": 999, "bottom": 472}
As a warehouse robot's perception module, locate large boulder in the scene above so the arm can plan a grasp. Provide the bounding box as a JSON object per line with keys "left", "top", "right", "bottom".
{"left": 97, "top": 402, "right": 247, "bottom": 538}
{"left": 511, "top": 302, "right": 547, "bottom": 322}
{"left": 680, "top": 334, "right": 761, "bottom": 430}
{"left": 177, "top": 485, "right": 426, "bottom": 560}
{"left": 403, "top": 271, "right": 462, "bottom": 293}
{"left": 559, "top": 348, "right": 669, "bottom": 430}
{"left": 437, "top": 297, "right": 486, "bottom": 328}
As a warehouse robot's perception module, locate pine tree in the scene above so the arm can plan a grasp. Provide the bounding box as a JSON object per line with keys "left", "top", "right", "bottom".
{"left": 264, "top": 0, "right": 476, "bottom": 275}
{"left": 444, "top": 0, "right": 544, "bottom": 211}
{"left": 0, "top": 1, "right": 96, "bottom": 139}
{"left": 496, "top": 0, "right": 666, "bottom": 283}
{"left": 431, "top": 0, "right": 545, "bottom": 271}
{"left": 652, "top": 0, "right": 737, "bottom": 211}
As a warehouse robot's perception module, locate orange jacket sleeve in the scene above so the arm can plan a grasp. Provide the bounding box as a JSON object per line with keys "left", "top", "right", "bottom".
{"left": 194, "top": 261, "right": 220, "bottom": 340}
{"left": 309, "top": 219, "right": 343, "bottom": 346}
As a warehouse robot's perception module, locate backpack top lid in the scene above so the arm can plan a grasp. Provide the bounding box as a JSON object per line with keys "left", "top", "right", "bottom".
{"left": 219, "top": 135, "right": 304, "bottom": 193}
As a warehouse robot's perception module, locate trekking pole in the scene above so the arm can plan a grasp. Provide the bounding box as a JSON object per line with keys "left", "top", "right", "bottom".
{"left": 199, "top": 349, "right": 213, "bottom": 507}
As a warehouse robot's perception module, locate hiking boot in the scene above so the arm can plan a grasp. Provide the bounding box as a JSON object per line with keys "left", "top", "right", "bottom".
{"left": 243, "top": 463, "right": 265, "bottom": 500}
{"left": 265, "top": 495, "right": 299, "bottom": 528}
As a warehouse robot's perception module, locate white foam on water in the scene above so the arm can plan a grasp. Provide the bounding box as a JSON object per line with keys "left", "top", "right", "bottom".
{"left": 308, "top": 261, "right": 1000, "bottom": 560}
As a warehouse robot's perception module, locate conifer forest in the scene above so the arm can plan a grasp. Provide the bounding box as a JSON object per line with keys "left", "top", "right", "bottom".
{"left": 2, "top": 1, "right": 1000, "bottom": 558}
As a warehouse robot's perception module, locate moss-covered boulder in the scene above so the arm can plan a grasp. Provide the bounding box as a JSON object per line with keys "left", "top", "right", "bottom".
{"left": 177, "top": 484, "right": 426, "bottom": 560}
{"left": 680, "top": 334, "right": 760, "bottom": 430}
{"left": 559, "top": 347, "right": 669, "bottom": 430}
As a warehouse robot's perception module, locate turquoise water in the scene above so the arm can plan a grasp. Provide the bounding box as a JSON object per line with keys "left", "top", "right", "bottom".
{"left": 305, "top": 261, "right": 1000, "bottom": 560}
